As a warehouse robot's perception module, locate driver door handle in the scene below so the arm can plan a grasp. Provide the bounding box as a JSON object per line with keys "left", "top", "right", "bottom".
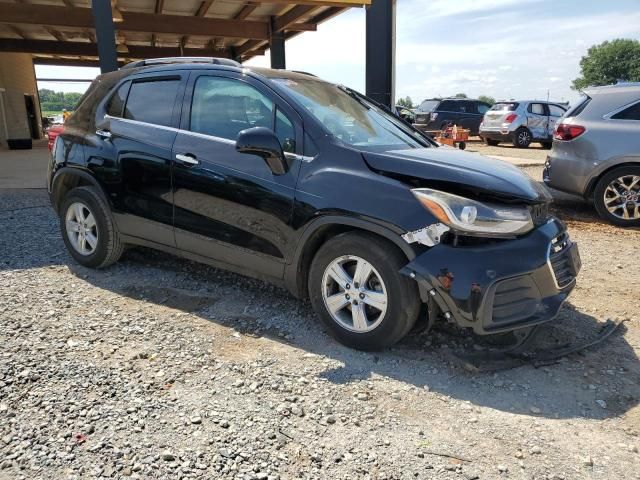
{"left": 175, "top": 153, "right": 199, "bottom": 166}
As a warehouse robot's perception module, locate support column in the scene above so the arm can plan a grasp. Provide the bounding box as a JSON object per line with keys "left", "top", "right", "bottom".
{"left": 365, "top": 0, "right": 395, "bottom": 108}
{"left": 269, "top": 18, "right": 286, "bottom": 69}
{"left": 91, "top": 0, "right": 119, "bottom": 73}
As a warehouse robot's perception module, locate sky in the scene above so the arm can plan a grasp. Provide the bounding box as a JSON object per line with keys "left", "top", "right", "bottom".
{"left": 37, "top": 0, "right": 640, "bottom": 107}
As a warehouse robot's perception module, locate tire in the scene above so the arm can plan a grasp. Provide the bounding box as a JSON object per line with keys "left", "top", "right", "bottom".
{"left": 512, "top": 128, "right": 532, "bottom": 148}
{"left": 541, "top": 141, "right": 553, "bottom": 149}
{"left": 593, "top": 166, "right": 640, "bottom": 227}
{"left": 308, "top": 232, "right": 421, "bottom": 350}
{"left": 59, "top": 186, "right": 125, "bottom": 268}
{"left": 485, "top": 138, "right": 500, "bottom": 146}
{"left": 458, "top": 141, "right": 466, "bottom": 150}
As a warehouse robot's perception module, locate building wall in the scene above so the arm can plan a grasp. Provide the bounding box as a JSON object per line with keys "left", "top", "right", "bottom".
{"left": 0, "top": 53, "right": 42, "bottom": 148}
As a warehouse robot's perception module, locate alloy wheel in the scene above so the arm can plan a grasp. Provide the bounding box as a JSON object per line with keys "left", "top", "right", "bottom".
{"left": 321, "top": 255, "right": 388, "bottom": 333}
{"left": 603, "top": 175, "right": 640, "bottom": 220}
{"left": 518, "top": 130, "right": 531, "bottom": 146}
{"left": 65, "top": 202, "right": 99, "bottom": 255}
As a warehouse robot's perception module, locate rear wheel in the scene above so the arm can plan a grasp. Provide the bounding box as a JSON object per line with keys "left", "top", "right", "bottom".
{"left": 593, "top": 166, "right": 640, "bottom": 227}
{"left": 541, "top": 141, "right": 553, "bottom": 149}
{"left": 485, "top": 138, "right": 500, "bottom": 146}
{"left": 308, "top": 232, "right": 420, "bottom": 350}
{"left": 512, "top": 128, "right": 532, "bottom": 148}
{"left": 59, "top": 186, "right": 125, "bottom": 268}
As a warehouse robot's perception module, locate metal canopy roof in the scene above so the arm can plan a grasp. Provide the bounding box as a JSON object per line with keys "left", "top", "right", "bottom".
{"left": 0, "top": 0, "right": 369, "bottom": 67}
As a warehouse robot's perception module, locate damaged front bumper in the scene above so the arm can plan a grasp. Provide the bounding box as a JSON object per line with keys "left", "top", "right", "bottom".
{"left": 401, "top": 218, "right": 581, "bottom": 335}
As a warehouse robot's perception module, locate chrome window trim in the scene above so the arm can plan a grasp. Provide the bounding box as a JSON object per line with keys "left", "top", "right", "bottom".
{"left": 104, "top": 115, "right": 314, "bottom": 161}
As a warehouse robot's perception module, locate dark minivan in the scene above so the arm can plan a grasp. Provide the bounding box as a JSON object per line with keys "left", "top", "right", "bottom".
{"left": 413, "top": 98, "right": 492, "bottom": 135}
{"left": 48, "top": 58, "right": 580, "bottom": 350}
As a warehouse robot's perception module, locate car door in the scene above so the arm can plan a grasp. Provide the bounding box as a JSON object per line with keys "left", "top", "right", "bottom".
{"left": 526, "top": 103, "right": 548, "bottom": 140}
{"left": 87, "top": 72, "right": 187, "bottom": 247}
{"left": 547, "top": 104, "right": 567, "bottom": 139}
{"left": 171, "top": 71, "right": 303, "bottom": 279}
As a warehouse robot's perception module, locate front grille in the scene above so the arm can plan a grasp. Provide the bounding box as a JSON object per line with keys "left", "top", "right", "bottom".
{"left": 548, "top": 232, "right": 575, "bottom": 288}
{"left": 529, "top": 203, "right": 550, "bottom": 226}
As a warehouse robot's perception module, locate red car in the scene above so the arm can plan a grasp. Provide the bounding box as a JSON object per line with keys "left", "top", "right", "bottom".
{"left": 47, "top": 124, "right": 64, "bottom": 151}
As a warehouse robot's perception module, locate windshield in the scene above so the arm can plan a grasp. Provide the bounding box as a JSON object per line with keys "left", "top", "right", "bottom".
{"left": 416, "top": 100, "right": 440, "bottom": 112}
{"left": 490, "top": 102, "right": 519, "bottom": 112}
{"left": 273, "top": 78, "right": 428, "bottom": 152}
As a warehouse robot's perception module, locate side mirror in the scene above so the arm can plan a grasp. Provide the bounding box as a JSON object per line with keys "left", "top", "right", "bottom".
{"left": 235, "top": 127, "right": 288, "bottom": 175}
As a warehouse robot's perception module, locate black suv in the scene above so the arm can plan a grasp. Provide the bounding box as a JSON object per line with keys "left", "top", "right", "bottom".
{"left": 48, "top": 57, "right": 580, "bottom": 350}
{"left": 414, "top": 98, "right": 492, "bottom": 135}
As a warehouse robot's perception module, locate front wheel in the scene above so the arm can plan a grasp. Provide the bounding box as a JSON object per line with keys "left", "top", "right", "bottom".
{"left": 485, "top": 138, "right": 500, "bottom": 146}
{"left": 593, "top": 166, "right": 640, "bottom": 227}
{"left": 308, "top": 232, "right": 420, "bottom": 350}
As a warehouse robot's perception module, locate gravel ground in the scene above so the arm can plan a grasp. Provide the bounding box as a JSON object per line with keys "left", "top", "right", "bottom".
{"left": 1, "top": 184, "right": 639, "bottom": 480}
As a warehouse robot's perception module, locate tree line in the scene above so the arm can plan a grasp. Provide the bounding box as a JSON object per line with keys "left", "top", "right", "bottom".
{"left": 39, "top": 89, "right": 84, "bottom": 113}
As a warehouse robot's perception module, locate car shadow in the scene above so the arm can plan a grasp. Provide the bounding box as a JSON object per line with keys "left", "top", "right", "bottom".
{"left": 63, "top": 247, "right": 640, "bottom": 422}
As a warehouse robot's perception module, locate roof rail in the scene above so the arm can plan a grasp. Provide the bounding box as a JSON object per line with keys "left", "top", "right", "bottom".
{"left": 291, "top": 70, "right": 318, "bottom": 77}
{"left": 122, "top": 57, "right": 241, "bottom": 70}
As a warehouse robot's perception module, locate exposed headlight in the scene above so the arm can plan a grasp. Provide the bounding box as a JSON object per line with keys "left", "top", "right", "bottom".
{"left": 411, "top": 188, "right": 534, "bottom": 237}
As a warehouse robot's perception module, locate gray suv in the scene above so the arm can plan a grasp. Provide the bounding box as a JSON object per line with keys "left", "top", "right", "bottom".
{"left": 544, "top": 83, "right": 640, "bottom": 226}
{"left": 480, "top": 100, "right": 567, "bottom": 148}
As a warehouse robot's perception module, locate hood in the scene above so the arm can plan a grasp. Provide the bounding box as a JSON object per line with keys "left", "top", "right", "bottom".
{"left": 363, "top": 147, "right": 551, "bottom": 203}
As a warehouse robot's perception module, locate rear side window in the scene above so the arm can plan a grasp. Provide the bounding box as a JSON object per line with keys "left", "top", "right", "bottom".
{"left": 566, "top": 95, "right": 591, "bottom": 118}
{"left": 611, "top": 101, "right": 640, "bottom": 120}
{"left": 124, "top": 79, "right": 180, "bottom": 127}
{"left": 106, "top": 82, "right": 130, "bottom": 118}
{"left": 529, "top": 103, "right": 545, "bottom": 115}
{"left": 438, "top": 100, "right": 460, "bottom": 112}
{"left": 548, "top": 104, "right": 567, "bottom": 117}
{"left": 477, "top": 103, "right": 490, "bottom": 114}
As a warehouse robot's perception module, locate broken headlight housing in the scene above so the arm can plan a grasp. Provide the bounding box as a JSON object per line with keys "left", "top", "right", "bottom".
{"left": 411, "top": 188, "right": 534, "bottom": 237}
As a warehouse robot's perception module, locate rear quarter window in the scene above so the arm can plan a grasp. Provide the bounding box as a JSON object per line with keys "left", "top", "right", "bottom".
{"left": 611, "top": 101, "right": 640, "bottom": 120}
{"left": 106, "top": 82, "right": 130, "bottom": 118}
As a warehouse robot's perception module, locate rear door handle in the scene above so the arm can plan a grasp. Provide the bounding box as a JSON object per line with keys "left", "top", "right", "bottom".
{"left": 175, "top": 153, "right": 199, "bottom": 166}
{"left": 96, "top": 129, "right": 112, "bottom": 139}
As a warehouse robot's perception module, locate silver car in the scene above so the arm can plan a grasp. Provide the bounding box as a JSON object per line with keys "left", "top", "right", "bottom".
{"left": 480, "top": 100, "right": 567, "bottom": 148}
{"left": 544, "top": 83, "right": 640, "bottom": 227}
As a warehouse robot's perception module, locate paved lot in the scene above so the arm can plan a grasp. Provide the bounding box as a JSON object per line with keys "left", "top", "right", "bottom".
{"left": 1, "top": 146, "right": 639, "bottom": 479}
{"left": 0, "top": 141, "right": 49, "bottom": 189}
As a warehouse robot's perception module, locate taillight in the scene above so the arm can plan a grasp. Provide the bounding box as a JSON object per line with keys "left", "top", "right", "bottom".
{"left": 504, "top": 113, "right": 518, "bottom": 124}
{"left": 430, "top": 112, "right": 438, "bottom": 121}
{"left": 554, "top": 123, "right": 585, "bottom": 141}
